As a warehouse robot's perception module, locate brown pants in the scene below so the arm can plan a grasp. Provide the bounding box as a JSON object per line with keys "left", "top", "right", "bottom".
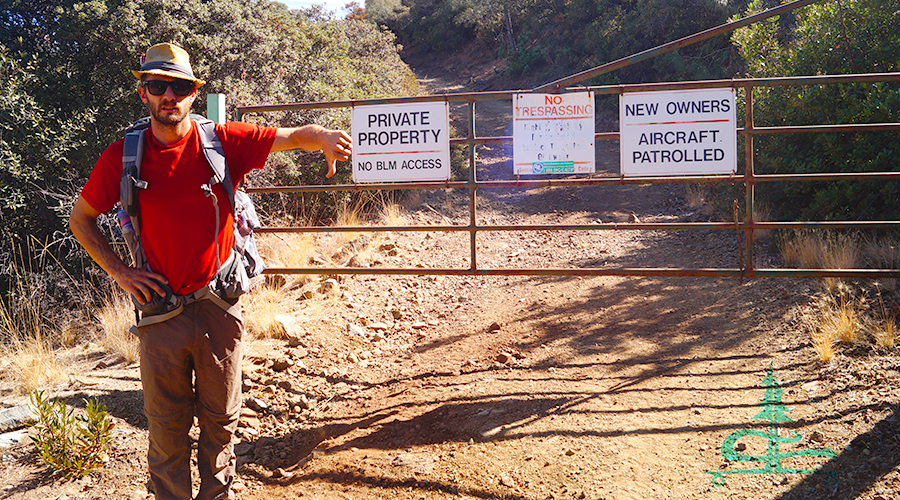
{"left": 138, "top": 300, "right": 243, "bottom": 500}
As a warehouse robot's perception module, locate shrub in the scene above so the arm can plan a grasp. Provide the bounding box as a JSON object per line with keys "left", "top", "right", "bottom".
{"left": 732, "top": 0, "right": 900, "bottom": 222}
{"left": 30, "top": 391, "right": 115, "bottom": 479}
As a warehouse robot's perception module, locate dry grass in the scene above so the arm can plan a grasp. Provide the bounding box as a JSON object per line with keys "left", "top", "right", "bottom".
{"left": 864, "top": 235, "right": 900, "bottom": 268}
{"left": 1, "top": 335, "right": 70, "bottom": 395}
{"left": 811, "top": 329, "right": 836, "bottom": 363}
{"left": 870, "top": 317, "right": 898, "bottom": 350}
{"left": 257, "top": 232, "right": 317, "bottom": 269}
{"left": 0, "top": 300, "right": 70, "bottom": 394}
{"left": 684, "top": 184, "right": 716, "bottom": 217}
{"left": 793, "top": 302, "right": 837, "bottom": 363}
{"left": 59, "top": 317, "right": 82, "bottom": 348}
{"left": 322, "top": 201, "right": 379, "bottom": 265}
{"left": 864, "top": 236, "right": 900, "bottom": 292}
{"left": 782, "top": 232, "right": 900, "bottom": 360}
{"left": 820, "top": 236, "right": 862, "bottom": 271}
{"left": 380, "top": 202, "right": 407, "bottom": 227}
{"left": 334, "top": 200, "right": 368, "bottom": 243}
{"left": 781, "top": 231, "right": 862, "bottom": 269}
{"left": 256, "top": 231, "right": 318, "bottom": 290}
{"left": 806, "top": 281, "right": 900, "bottom": 362}
{"left": 868, "top": 283, "right": 898, "bottom": 349}
{"left": 95, "top": 293, "right": 140, "bottom": 363}
{"left": 820, "top": 295, "right": 862, "bottom": 345}
{"left": 242, "top": 286, "right": 289, "bottom": 339}
{"left": 806, "top": 288, "right": 863, "bottom": 363}
{"left": 780, "top": 230, "right": 862, "bottom": 292}
{"left": 0, "top": 257, "right": 71, "bottom": 393}
{"left": 749, "top": 202, "right": 772, "bottom": 242}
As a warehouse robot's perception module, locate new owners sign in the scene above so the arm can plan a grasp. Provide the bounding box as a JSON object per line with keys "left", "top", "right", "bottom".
{"left": 620, "top": 88, "right": 736, "bottom": 177}
{"left": 351, "top": 102, "right": 450, "bottom": 183}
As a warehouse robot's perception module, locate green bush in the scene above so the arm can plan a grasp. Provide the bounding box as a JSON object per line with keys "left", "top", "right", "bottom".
{"left": 374, "top": 0, "right": 748, "bottom": 84}
{"left": 0, "top": 46, "right": 90, "bottom": 247}
{"left": 0, "top": 0, "right": 419, "bottom": 273}
{"left": 30, "top": 391, "right": 115, "bottom": 478}
{"left": 731, "top": 0, "right": 900, "bottom": 221}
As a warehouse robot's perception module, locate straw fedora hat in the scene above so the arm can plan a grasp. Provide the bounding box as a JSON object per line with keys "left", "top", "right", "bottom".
{"left": 131, "top": 43, "right": 206, "bottom": 87}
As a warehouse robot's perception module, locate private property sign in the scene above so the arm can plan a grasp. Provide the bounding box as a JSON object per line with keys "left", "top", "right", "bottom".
{"left": 513, "top": 92, "right": 595, "bottom": 175}
{"left": 620, "top": 88, "right": 737, "bottom": 177}
{"left": 351, "top": 102, "right": 450, "bottom": 183}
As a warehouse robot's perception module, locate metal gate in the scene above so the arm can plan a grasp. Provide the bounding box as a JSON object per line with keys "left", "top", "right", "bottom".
{"left": 236, "top": 0, "right": 900, "bottom": 282}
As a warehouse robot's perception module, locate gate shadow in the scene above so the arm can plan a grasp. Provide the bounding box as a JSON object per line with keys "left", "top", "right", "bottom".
{"left": 770, "top": 404, "right": 900, "bottom": 500}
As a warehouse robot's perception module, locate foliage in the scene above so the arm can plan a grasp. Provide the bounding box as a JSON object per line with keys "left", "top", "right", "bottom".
{"left": 371, "top": 0, "right": 750, "bottom": 84}
{"left": 0, "top": 0, "right": 418, "bottom": 247}
{"left": 0, "top": 46, "right": 91, "bottom": 248}
{"left": 366, "top": 0, "right": 408, "bottom": 26}
{"left": 731, "top": 0, "right": 900, "bottom": 221}
{"left": 29, "top": 391, "right": 115, "bottom": 478}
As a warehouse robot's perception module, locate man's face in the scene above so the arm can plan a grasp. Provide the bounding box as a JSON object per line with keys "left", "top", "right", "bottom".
{"left": 139, "top": 76, "right": 196, "bottom": 126}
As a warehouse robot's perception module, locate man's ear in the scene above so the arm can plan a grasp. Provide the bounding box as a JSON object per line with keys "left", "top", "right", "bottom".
{"left": 137, "top": 83, "right": 149, "bottom": 104}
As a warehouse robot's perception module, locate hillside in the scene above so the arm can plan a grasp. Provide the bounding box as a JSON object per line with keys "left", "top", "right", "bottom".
{"left": 2, "top": 55, "right": 900, "bottom": 500}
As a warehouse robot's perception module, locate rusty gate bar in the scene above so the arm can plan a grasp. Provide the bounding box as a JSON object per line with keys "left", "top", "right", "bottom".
{"left": 260, "top": 267, "right": 899, "bottom": 279}
{"left": 467, "top": 101, "right": 477, "bottom": 272}
{"left": 235, "top": 73, "right": 900, "bottom": 118}
{"left": 255, "top": 221, "right": 900, "bottom": 235}
{"left": 245, "top": 170, "right": 900, "bottom": 194}
{"left": 744, "top": 86, "right": 756, "bottom": 275}
{"left": 238, "top": 71, "right": 900, "bottom": 280}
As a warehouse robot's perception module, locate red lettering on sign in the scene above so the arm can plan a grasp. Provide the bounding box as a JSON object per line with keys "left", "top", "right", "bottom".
{"left": 544, "top": 95, "right": 563, "bottom": 105}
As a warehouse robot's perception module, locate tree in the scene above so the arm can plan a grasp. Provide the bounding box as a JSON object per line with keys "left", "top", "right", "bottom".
{"left": 371, "top": 0, "right": 750, "bottom": 84}
{"left": 0, "top": 45, "right": 89, "bottom": 247}
{"left": 731, "top": 0, "right": 900, "bottom": 221}
{"left": 0, "top": 0, "right": 418, "bottom": 249}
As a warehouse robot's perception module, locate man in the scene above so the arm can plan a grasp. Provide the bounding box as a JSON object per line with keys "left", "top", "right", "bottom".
{"left": 69, "top": 43, "right": 352, "bottom": 500}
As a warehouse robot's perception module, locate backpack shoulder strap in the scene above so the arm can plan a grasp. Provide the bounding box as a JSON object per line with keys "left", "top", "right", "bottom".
{"left": 120, "top": 127, "right": 148, "bottom": 270}
{"left": 195, "top": 118, "right": 236, "bottom": 212}
{"left": 121, "top": 128, "right": 148, "bottom": 218}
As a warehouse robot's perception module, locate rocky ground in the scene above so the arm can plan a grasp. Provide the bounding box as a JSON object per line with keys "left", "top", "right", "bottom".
{"left": 2, "top": 55, "right": 900, "bottom": 500}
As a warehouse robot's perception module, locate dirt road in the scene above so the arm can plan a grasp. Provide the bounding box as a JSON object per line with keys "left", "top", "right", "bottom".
{"left": 232, "top": 60, "right": 900, "bottom": 499}
{"left": 234, "top": 58, "right": 900, "bottom": 500}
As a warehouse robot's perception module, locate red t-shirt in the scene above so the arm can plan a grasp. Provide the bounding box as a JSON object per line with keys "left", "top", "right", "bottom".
{"left": 81, "top": 121, "right": 276, "bottom": 295}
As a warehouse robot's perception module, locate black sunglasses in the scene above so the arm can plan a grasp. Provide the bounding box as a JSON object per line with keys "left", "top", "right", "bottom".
{"left": 142, "top": 79, "right": 195, "bottom": 97}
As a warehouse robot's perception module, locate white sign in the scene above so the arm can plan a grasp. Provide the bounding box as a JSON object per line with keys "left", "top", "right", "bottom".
{"left": 620, "top": 88, "right": 737, "bottom": 177}
{"left": 513, "top": 92, "right": 595, "bottom": 175}
{"left": 351, "top": 102, "right": 450, "bottom": 183}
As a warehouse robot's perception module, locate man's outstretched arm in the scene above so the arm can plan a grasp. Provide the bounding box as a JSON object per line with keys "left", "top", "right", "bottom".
{"left": 271, "top": 125, "right": 352, "bottom": 178}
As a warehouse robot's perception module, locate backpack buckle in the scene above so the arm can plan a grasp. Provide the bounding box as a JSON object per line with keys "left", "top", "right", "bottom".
{"left": 131, "top": 176, "right": 148, "bottom": 190}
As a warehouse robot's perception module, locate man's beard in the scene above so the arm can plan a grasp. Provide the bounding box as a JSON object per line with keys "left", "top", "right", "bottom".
{"left": 148, "top": 99, "right": 189, "bottom": 126}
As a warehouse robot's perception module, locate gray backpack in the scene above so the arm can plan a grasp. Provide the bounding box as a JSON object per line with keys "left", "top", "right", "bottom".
{"left": 119, "top": 115, "right": 264, "bottom": 316}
